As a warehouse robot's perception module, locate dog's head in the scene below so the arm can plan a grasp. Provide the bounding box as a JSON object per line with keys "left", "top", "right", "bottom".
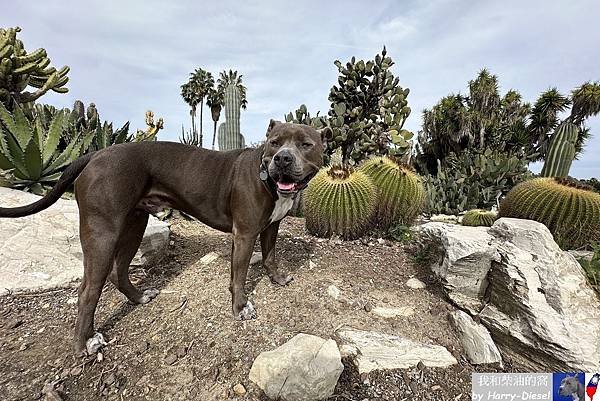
{"left": 262, "top": 120, "right": 330, "bottom": 197}
{"left": 559, "top": 376, "right": 581, "bottom": 397}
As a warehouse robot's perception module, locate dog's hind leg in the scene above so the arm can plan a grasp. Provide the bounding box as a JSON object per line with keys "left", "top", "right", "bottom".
{"left": 108, "top": 211, "right": 158, "bottom": 304}
{"left": 74, "top": 222, "right": 117, "bottom": 356}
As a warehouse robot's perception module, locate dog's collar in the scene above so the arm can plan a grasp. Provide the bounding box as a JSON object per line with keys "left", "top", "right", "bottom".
{"left": 259, "top": 160, "right": 278, "bottom": 199}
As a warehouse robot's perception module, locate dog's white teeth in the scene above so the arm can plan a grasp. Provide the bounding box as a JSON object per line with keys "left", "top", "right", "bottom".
{"left": 86, "top": 332, "right": 107, "bottom": 354}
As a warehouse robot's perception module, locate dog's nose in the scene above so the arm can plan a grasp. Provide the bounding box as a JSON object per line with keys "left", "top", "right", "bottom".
{"left": 274, "top": 150, "right": 293, "bottom": 168}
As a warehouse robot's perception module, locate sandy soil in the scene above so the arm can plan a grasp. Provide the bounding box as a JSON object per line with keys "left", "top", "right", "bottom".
{"left": 0, "top": 217, "right": 512, "bottom": 401}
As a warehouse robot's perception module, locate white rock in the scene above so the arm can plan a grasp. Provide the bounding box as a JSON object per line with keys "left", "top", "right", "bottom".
{"left": 417, "top": 217, "right": 600, "bottom": 371}
{"left": 415, "top": 222, "right": 496, "bottom": 313}
{"left": 327, "top": 285, "right": 341, "bottom": 300}
{"left": 405, "top": 277, "right": 426, "bottom": 289}
{"left": 0, "top": 187, "right": 170, "bottom": 295}
{"left": 429, "top": 214, "right": 459, "bottom": 224}
{"left": 449, "top": 310, "right": 502, "bottom": 366}
{"left": 249, "top": 333, "right": 343, "bottom": 401}
{"left": 249, "top": 252, "right": 263, "bottom": 265}
{"left": 335, "top": 327, "right": 457, "bottom": 374}
{"left": 371, "top": 306, "right": 415, "bottom": 318}
{"left": 199, "top": 251, "right": 220, "bottom": 266}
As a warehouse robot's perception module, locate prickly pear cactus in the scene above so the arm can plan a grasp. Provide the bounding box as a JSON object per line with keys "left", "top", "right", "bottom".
{"left": 499, "top": 177, "right": 600, "bottom": 249}
{"left": 218, "top": 84, "right": 245, "bottom": 150}
{"left": 0, "top": 27, "right": 70, "bottom": 108}
{"left": 135, "top": 110, "right": 163, "bottom": 141}
{"left": 461, "top": 209, "right": 497, "bottom": 227}
{"left": 359, "top": 157, "right": 425, "bottom": 229}
{"left": 540, "top": 122, "right": 578, "bottom": 178}
{"left": 304, "top": 165, "right": 377, "bottom": 239}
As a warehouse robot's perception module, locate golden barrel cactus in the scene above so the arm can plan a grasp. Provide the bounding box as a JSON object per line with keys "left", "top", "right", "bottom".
{"left": 461, "top": 209, "right": 497, "bottom": 227}
{"left": 304, "top": 165, "right": 377, "bottom": 239}
{"left": 499, "top": 177, "right": 600, "bottom": 249}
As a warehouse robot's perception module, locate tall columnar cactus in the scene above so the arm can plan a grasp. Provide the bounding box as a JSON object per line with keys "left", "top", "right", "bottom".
{"left": 499, "top": 177, "right": 600, "bottom": 249}
{"left": 359, "top": 156, "right": 425, "bottom": 229}
{"left": 304, "top": 165, "right": 377, "bottom": 239}
{"left": 217, "top": 84, "right": 245, "bottom": 150}
{"left": 540, "top": 122, "right": 578, "bottom": 178}
{"left": 0, "top": 27, "right": 70, "bottom": 107}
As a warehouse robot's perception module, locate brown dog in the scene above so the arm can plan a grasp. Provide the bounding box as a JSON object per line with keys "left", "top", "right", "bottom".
{"left": 0, "top": 120, "right": 328, "bottom": 355}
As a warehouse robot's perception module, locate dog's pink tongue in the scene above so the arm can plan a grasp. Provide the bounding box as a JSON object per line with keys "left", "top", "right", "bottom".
{"left": 277, "top": 182, "right": 295, "bottom": 191}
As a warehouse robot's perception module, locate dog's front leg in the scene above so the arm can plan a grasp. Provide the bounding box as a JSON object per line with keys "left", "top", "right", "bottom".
{"left": 230, "top": 233, "right": 257, "bottom": 320}
{"left": 261, "top": 222, "right": 293, "bottom": 286}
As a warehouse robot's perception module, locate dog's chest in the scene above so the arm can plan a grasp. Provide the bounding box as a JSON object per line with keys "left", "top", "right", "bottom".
{"left": 269, "top": 197, "right": 293, "bottom": 223}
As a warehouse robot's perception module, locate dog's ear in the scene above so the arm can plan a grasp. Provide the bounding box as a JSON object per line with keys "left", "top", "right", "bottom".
{"left": 266, "top": 119, "right": 280, "bottom": 136}
{"left": 317, "top": 127, "right": 332, "bottom": 148}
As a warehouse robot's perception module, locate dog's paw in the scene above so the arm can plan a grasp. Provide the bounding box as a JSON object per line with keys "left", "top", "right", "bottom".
{"left": 270, "top": 272, "right": 293, "bottom": 286}
{"left": 139, "top": 288, "right": 160, "bottom": 304}
{"left": 86, "top": 332, "right": 107, "bottom": 355}
{"left": 237, "top": 301, "right": 257, "bottom": 320}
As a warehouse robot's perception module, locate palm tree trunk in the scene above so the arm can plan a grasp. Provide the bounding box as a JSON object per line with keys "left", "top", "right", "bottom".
{"left": 199, "top": 100, "right": 204, "bottom": 148}
{"left": 190, "top": 108, "right": 196, "bottom": 144}
{"left": 212, "top": 120, "right": 217, "bottom": 150}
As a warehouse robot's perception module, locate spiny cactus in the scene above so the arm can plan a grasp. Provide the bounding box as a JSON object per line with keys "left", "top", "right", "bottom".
{"left": 359, "top": 156, "right": 425, "bottom": 229}
{"left": 0, "top": 27, "right": 70, "bottom": 108}
{"left": 135, "top": 110, "right": 163, "bottom": 141}
{"left": 304, "top": 165, "right": 377, "bottom": 239}
{"left": 461, "top": 209, "right": 497, "bottom": 227}
{"left": 499, "top": 177, "right": 600, "bottom": 249}
{"left": 540, "top": 122, "right": 578, "bottom": 178}
{"left": 217, "top": 83, "right": 245, "bottom": 150}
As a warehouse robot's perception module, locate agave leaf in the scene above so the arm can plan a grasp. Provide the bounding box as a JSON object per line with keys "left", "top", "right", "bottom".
{"left": 0, "top": 102, "right": 18, "bottom": 139}
{"left": 40, "top": 171, "right": 63, "bottom": 183}
{"left": 23, "top": 136, "right": 42, "bottom": 180}
{"left": 44, "top": 137, "right": 79, "bottom": 174}
{"left": 79, "top": 130, "right": 95, "bottom": 156}
{"left": 42, "top": 109, "right": 65, "bottom": 164}
{"left": 113, "top": 122, "right": 130, "bottom": 144}
{"left": 4, "top": 131, "right": 28, "bottom": 177}
{"left": 13, "top": 105, "right": 33, "bottom": 150}
{"left": 0, "top": 125, "right": 14, "bottom": 170}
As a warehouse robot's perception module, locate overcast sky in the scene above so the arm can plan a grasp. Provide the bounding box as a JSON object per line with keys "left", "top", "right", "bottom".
{"left": 3, "top": 0, "right": 599, "bottom": 177}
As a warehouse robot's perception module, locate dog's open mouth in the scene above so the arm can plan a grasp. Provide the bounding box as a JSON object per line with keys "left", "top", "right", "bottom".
{"left": 275, "top": 173, "right": 315, "bottom": 195}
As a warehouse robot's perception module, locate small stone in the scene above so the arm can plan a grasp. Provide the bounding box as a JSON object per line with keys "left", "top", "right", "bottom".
{"left": 431, "top": 385, "right": 442, "bottom": 391}
{"left": 70, "top": 366, "right": 83, "bottom": 376}
{"left": 6, "top": 319, "right": 22, "bottom": 329}
{"left": 66, "top": 297, "right": 77, "bottom": 305}
{"left": 327, "top": 285, "right": 341, "bottom": 300}
{"left": 169, "top": 240, "right": 175, "bottom": 246}
{"left": 382, "top": 297, "right": 390, "bottom": 303}
{"left": 97, "top": 352, "right": 104, "bottom": 362}
{"left": 377, "top": 238, "right": 385, "bottom": 245}
{"left": 176, "top": 345, "right": 187, "bottom": 358}
{"left": 364, "top": 302, "right": 373, "bottom": 312}
{"left": 103, "top": 372, "right": 116, "bottom": 385}
{"left": 164, "top": 353, "right": 177, "bottom": 365}
{"left": 406, "top": 278, "right": 426, "bottom": 289}
{"left": 19, "top": 343, "right": 27, "bottom": 351}
{"left": 233, "top": 383, "right": 246, "bottom": 396}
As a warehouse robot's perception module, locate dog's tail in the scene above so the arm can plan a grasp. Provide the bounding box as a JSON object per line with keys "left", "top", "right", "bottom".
{"left": 0, "top": 153, "right": 95, "bottom": 218}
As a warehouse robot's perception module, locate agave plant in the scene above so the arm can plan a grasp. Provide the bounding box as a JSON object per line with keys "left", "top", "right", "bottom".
{"left": 0, "top": 102, "right": 93, "bottom": 193}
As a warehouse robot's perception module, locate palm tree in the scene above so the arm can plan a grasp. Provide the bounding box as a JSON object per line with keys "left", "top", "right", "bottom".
{"left": 206, "top": 87, "right": 223, "bottom": 150}
{"left": 180, "top": 81, "right": 197, "bottom": 141}
{"left": 216, "top": 70, "right": 248, "bottom": 109}
{"left": 189, "top": 69, "right": 214, "bottom": 147}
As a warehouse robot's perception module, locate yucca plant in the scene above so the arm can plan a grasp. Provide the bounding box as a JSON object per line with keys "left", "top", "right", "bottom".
{"left": 499, "top": 177, "right": 600, "bottom": 249}
{"left": 304, "top": 165, "right": 377, "bottom": 239}
{"left": 0, "top": 102, "right": 93, "bottom": 193}
{"left": 461, "top": 209, "right": 497, "bottom": 227}
{"left": 360, "top": 156, "right": 425, "bottom": 229}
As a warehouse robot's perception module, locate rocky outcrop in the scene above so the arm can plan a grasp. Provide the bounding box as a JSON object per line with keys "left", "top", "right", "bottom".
{"left": 417, "top": 217, "right": 600, "bottom": 371}
{"left": 0, "top": 187, "right": 170, "bottom": 295}
{"left": 449, "top": 310, "right": 502, "bottom": 366}
{"left": 335, "top": 327, "right": 457, "bottom": 374}
{"left": 249, "top": 333, "right": 343, "bottom": 401}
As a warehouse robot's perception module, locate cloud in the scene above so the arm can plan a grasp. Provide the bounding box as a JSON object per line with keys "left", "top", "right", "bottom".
{"left": 2, "top": 0, "right": 599, "bottom": 177}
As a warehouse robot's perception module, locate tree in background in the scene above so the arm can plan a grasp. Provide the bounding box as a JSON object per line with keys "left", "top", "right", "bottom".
{"left": 179, "top": 68, "right": 214, "bottom": 147}
{"left": 206, "top": 87, "right": 223, "bottom": 149}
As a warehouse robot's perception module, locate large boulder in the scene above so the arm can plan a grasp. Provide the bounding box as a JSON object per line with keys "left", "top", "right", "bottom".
{"left": 249, "top": 333, "right": 343, "bottom": 401}
{"left": 417, "top": 217, "right": 600, "bottom": 371}
{"left": 335, "top": 327, "right": 457, "bottom": 374}
{"left": 0, "top": 187, "right": 170, "bottom": 295}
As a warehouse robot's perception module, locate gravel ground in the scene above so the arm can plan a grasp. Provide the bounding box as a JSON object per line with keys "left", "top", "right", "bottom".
{"left": 0, "top": 216, "right": 515, "bottom": 401}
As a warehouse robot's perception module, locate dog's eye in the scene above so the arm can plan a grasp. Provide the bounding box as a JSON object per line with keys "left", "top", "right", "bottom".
{"left": 270, "top": 140, "right": 280, "bottom": 148}
{"left": 302, "top": 142, "right": 313, "bottom": 149}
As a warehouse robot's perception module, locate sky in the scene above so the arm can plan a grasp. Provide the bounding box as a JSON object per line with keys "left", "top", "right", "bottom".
{"left": 3, "top": 0, "right": 599, "bottom": 177}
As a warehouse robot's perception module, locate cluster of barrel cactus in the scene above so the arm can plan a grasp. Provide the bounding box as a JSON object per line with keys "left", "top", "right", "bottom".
{"left": 461, "top": 209, "right": 497, "bottom": 227}
{"left": 499, "top": 177, "right": 600, "bottom": 249}
{"left": 0, "top": 27, "right": 70, "bottom": 107}
{"left": 304, "top": 165, "right": 377, "bottom": 239}
{"left": 359, "top": 157, "right": 425, "bottom": 228}
{"left": 217, "top": 83, "right": 245, "bottom": 150}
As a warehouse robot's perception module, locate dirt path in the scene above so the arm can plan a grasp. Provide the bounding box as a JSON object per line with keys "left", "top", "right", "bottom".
{"left": 0, "top": 217, "right": 502, "bottom": 400}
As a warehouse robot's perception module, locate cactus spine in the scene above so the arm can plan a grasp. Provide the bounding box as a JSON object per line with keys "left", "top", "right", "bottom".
{"left": 304, "top": 165, "right": 377, "bottom": 239}
{"left": 540, "top": 122, "right": 578, "bottom": 177}
{"left": 217, "top": 84, "right": 245, "bottom": 150}
{"left": 499, "top": 177, "right": 600, "bottom": 249}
